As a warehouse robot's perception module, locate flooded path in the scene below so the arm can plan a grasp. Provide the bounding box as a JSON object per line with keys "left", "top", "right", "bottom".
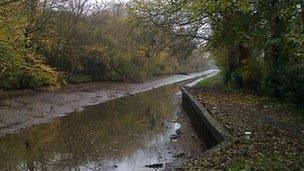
{"left": 0, "top": 70, "right": 216, "bottom": 135}
{"left": 0, "top": 81, "right": 205, "bottom": 171}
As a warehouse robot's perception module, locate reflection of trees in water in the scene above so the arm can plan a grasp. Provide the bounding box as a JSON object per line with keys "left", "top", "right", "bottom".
{"left": 0, "top": 85, "right": 176, "bottom": 170}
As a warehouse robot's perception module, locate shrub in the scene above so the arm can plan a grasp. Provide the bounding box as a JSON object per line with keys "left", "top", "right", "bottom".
{"left": 285, "top": 64, "right": 304, "bottom": 104}
{"left": 23, "top": 51, "right": 61, "bottom": 89}
{"left": 240, "top": 58, "right": 263, "bottom": 92}
{"left": 0, "top": 44, "right": 61, "bottom": 90}
{"left": 0, "top": 44, "right": 24, "bottom": 90}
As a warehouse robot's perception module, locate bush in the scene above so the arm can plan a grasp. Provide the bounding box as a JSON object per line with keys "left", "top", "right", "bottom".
{"left": 229, "top": 69, "right": 243, "bottom": 89}
{"left": 0, "top": 44, "right": 25, "bottom": 90}
{"left": 240, "top": 58, "right": 263, "bottom": 92}
{"left": 285, "top": 65, "right": 304, "bottom": 104}
{"left": 23, "top": 51, "right": 61, "bottom": 89}
{"left": 0, "top": 44, "right": 61, "bottom": 90}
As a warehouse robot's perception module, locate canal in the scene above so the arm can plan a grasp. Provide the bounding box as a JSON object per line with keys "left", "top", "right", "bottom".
{"left": 0, "top": 81, "right": 205, "bottom": 170}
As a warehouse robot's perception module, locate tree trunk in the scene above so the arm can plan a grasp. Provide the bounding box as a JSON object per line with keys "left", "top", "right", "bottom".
{"left": 226, "top": 44, "right": 249, "bottom": 88}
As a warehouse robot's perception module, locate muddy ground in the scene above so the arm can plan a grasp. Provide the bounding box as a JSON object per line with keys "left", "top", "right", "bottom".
{"left": 0, "top": 70, "right": 216, "bottom": 136}
{"left": 163, "top": 90, "right": 205, "bottom": 170}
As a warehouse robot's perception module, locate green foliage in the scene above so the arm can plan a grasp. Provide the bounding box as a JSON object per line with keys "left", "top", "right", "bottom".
{"left": 137, "top": 0, "right": 304, "bottom": 103}
{"left": 284, "top": 64, "right": 304, "bottom": 103}
{"left": 0, "top": 44, "right": 24, "bottom": 90}
{"left": 240, "top": 58, "right": 264, "bottom": 92}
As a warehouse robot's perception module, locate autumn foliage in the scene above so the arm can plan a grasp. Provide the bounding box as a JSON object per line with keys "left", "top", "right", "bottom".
{"left": 0, "top": 0, "right": 210, "bottom": 90}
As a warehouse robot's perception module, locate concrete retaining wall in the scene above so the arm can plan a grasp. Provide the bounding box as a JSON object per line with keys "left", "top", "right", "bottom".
{"left": 181, "top": 87, "right": 230, "bottom": 149}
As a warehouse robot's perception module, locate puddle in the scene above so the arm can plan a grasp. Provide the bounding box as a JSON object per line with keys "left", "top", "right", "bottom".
{"left": 0, "top": 84, "right": 185, "bottom": 171}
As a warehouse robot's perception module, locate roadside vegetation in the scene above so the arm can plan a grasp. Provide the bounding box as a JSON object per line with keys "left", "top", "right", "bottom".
{"left": 0, "top": 0, "right": 211, "bottom": 91}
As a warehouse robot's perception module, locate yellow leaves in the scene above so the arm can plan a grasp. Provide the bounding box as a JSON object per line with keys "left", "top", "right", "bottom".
{"left": 158, "top": 51, "right": 169, "bottom": 63}
{"left": 84, "top": 43, "right": 107, "bottom": 54}
{"left": 22, "top": 50, "right": 61, "bottom": 89}
{"left": 137, "top": 44, "right": 148, "bottom": 57}
{"left": 40, "top": 39, "right": 53, "bottom": 51}
{"left": 0, "top": 1, "right": 26, "bottom": 45}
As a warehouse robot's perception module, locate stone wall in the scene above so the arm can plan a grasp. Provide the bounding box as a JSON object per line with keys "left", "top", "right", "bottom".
{"left": 181, "top": 87, "right": 230, "bottom": 149}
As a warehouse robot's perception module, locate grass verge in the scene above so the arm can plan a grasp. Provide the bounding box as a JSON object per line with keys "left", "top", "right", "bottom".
{"left": 184, "top": 72, "right": 304, "bottom": 170}
{"left": 196, "top": 72, "right": 223, "bottom": 88}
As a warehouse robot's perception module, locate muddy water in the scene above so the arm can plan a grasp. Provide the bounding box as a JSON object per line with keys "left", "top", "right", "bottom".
{"left": 0, "top": 70, "right": 217, "bottom": 135}
{"left": 0, "top": 83, "right": 200, "bottom": 171}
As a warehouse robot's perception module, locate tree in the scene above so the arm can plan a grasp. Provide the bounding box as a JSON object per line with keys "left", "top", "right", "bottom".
{"left": 133, "top": 0, "right": 304, "bottom": 103}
